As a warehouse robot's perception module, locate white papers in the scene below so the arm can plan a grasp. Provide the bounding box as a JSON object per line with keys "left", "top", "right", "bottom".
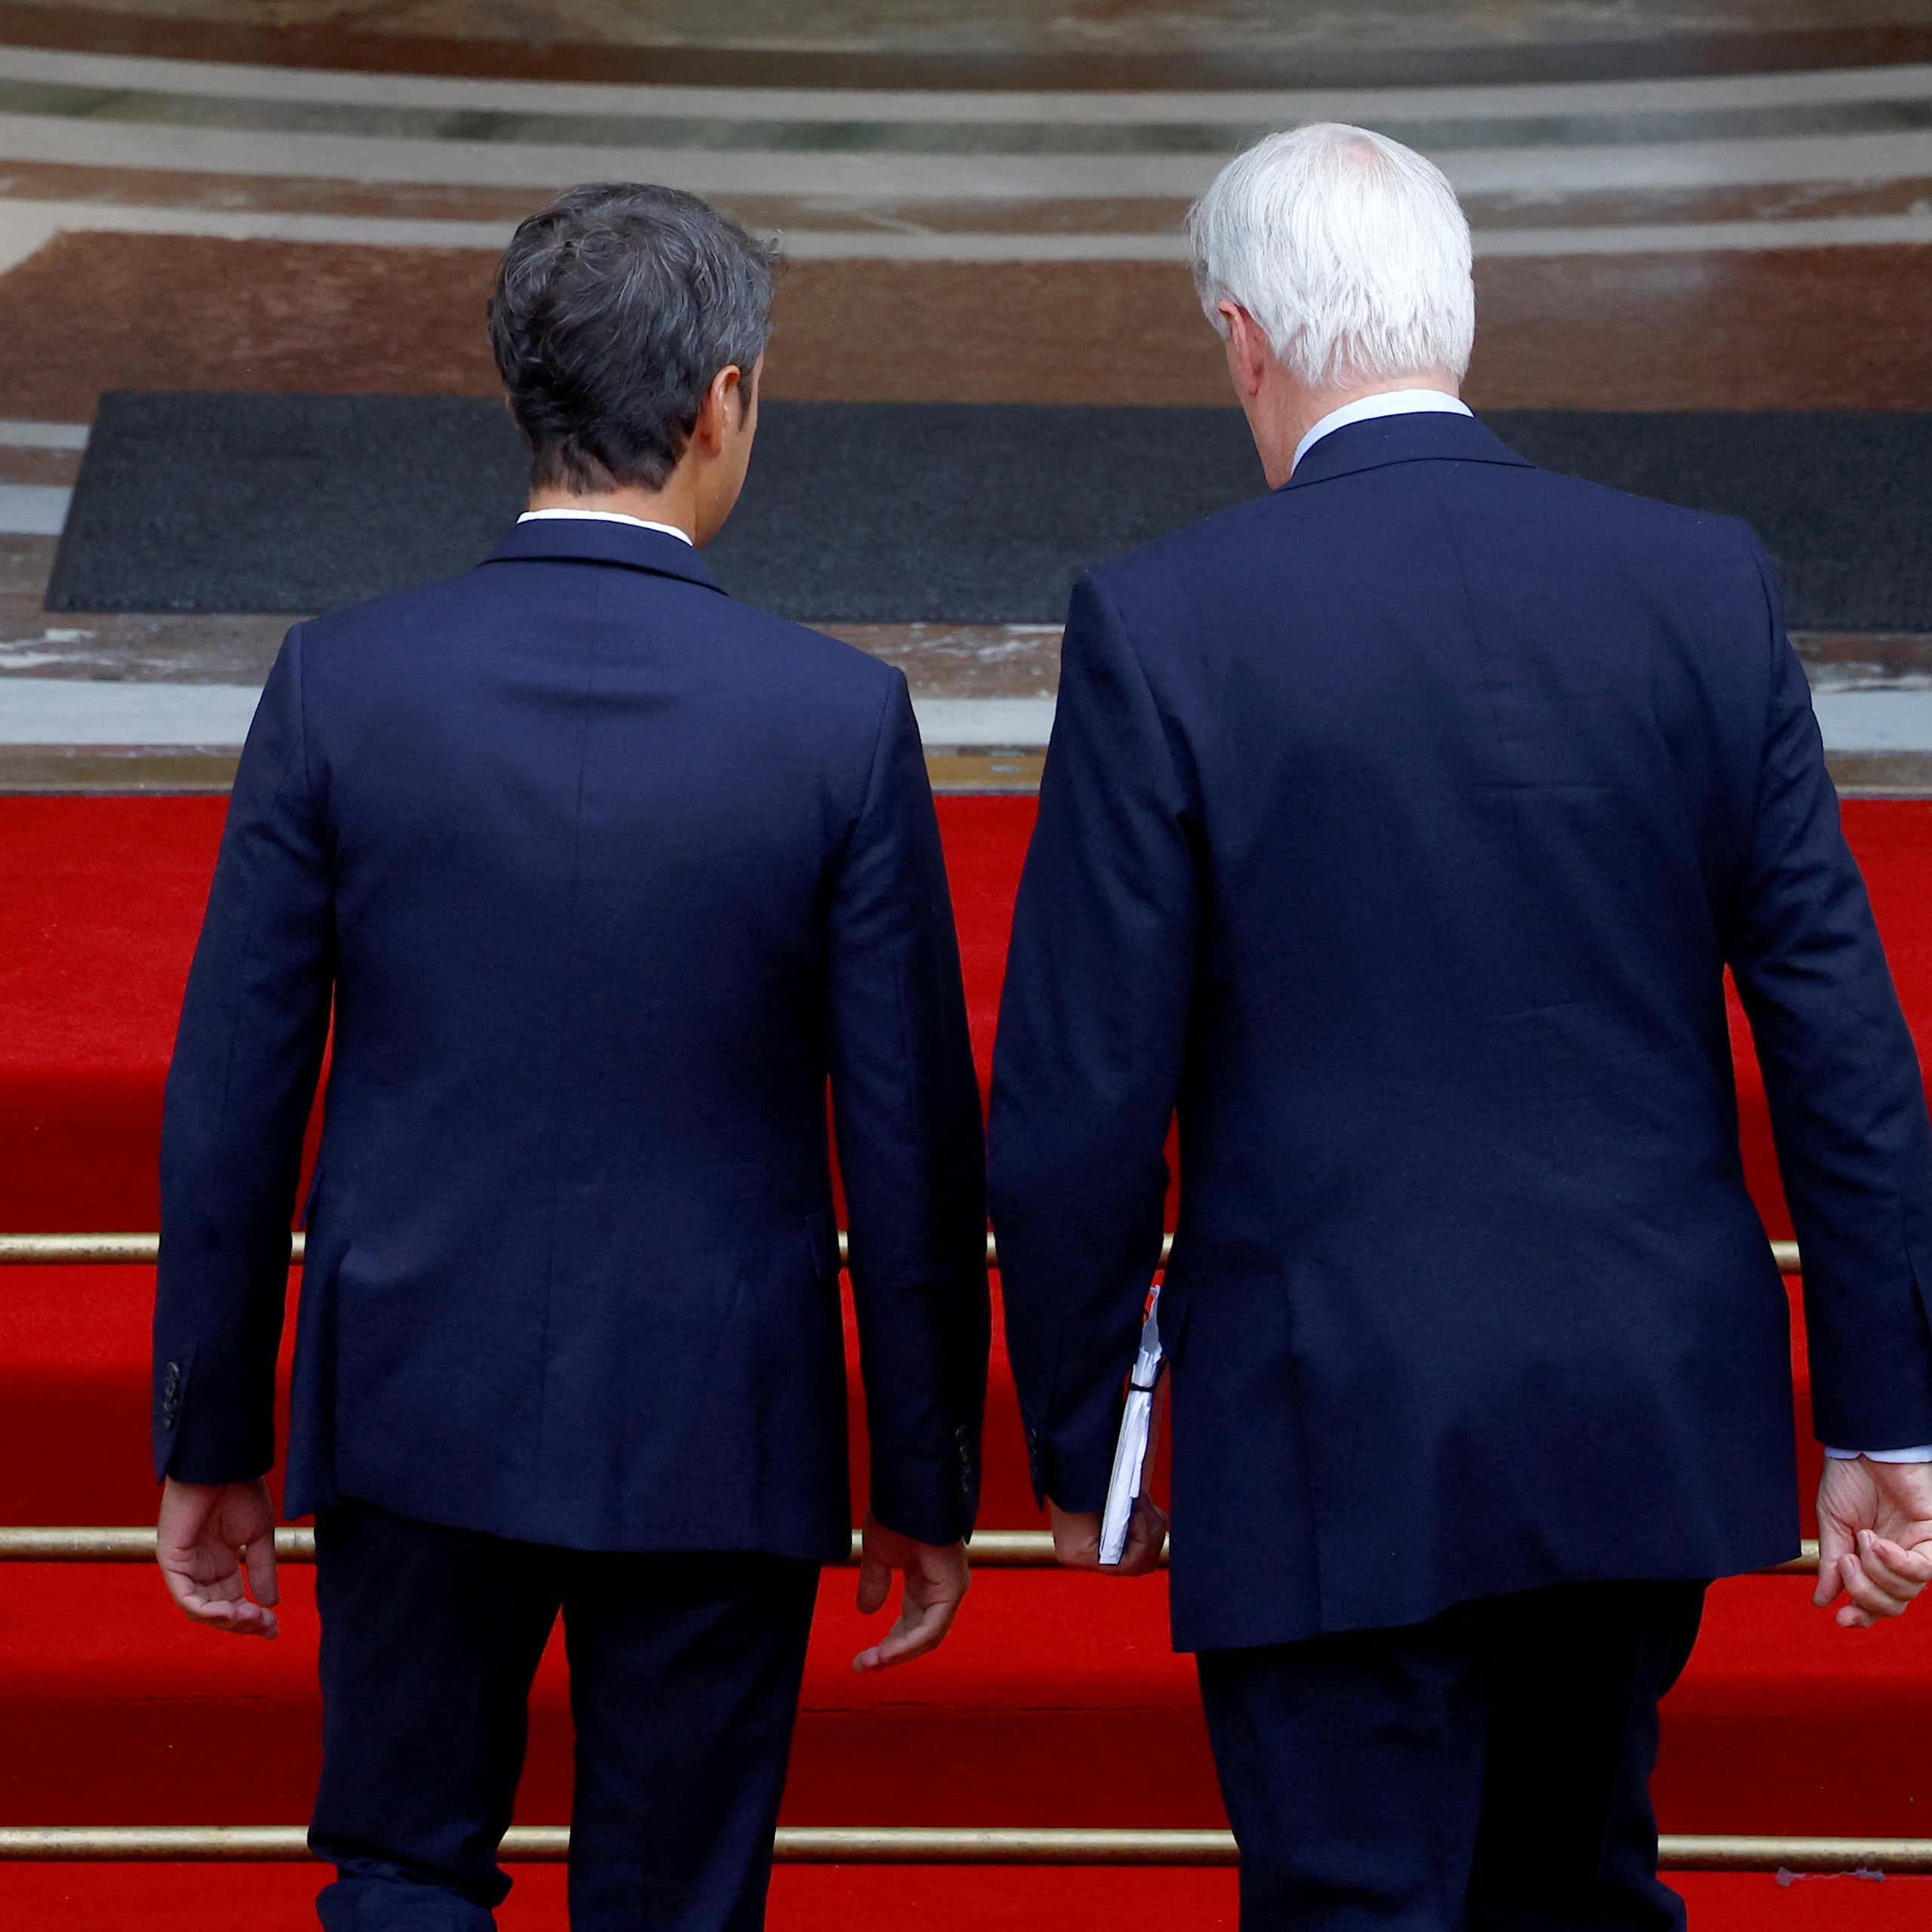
{"left": 1100, "top": 1284, "right": 1164, "bottom": 1567}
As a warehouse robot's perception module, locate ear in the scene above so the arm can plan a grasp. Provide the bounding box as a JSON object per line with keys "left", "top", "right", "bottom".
{"left": 693, "top": 364, "right": 745, "bottom": 454}
{"left": 1217, "top": 300, "right": 1270, "bottom": 400}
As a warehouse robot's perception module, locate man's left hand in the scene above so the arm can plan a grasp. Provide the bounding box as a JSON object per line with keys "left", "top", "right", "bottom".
{"left": 1049, "top": 1497, "right": 1168, "bottom": 1577}
{"left": 157, "top": 1477, "right": 281, "bottom": 1639}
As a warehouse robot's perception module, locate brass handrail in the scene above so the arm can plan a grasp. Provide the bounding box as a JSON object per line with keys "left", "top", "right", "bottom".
{"left": 0, "top": 1826, "right": 1921, "bottom": 1871}
{"left": 0, "top": 1220, "right": 1820, "bottom": 1580}
{"left": 12, "top": 1528, "right": 1028, "bottom": 1564}
{"left": 0, "top": 1233, "right": 1806, "bottom": 1273}
{"left": 0, "top": 1225, "right": 1817, "bottom": 1571}
{"left": 0, "top": 1234, "right": 197, "bottom": 1265}
{"left": 0, "top": 1526, "right": 1826, "bottom": 1575}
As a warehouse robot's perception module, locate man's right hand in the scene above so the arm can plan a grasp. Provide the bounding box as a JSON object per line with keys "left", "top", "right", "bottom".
{"left": 1815, "top": 1458, "right": 1932, "bottom": 1629}
{"left": 852, "top": 1513, "right": 970, "bottom": 1672}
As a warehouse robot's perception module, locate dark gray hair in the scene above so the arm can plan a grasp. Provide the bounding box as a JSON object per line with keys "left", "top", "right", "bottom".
{"left": 488, "top": 183, "right": 779, "bottom": 494}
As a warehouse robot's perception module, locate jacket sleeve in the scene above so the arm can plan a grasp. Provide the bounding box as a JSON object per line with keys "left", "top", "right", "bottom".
{"left": 988, "top": 572, "right": 1196, "bottom": 1513}
{"left": 153, "top": 626, "right": 335, "bottom": 1486}
{"left": 1724, "top": 531, "right": 1932, "bottom": 1451}
{"left": 827, "top": 671, "right": 990, "bottom": 1546}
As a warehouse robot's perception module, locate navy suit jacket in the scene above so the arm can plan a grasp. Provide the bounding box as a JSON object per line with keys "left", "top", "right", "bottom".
{"left": 154, "top": 517, "right": 989, "bottom": 1559}
{"left": 989, "top": 411, "right": 1932, "bottom": 1651}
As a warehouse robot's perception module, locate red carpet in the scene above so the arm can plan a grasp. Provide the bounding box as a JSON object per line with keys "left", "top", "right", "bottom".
{"left": 4, "top": 1866, "right": 1930, "bottom": 1932}
{"left": 11, "top": 793, "right": 1929, "bottom": 1238}
{"left": 1, "top": 1563, "right": 1926, "bottom": 1833}
{"left": 0, "top": 1263, "right": 1054, "bottom": 1528}
{"left": 4, "top": 794, "right": 1932, "bottom": 1924}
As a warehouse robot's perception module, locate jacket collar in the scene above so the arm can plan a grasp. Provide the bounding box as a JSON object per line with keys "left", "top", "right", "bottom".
{"left": 481, "top": 515, "right": 728, "bottom": 595}
{"left": 1281, "top": 409, "right": 1534, "bottom": 492}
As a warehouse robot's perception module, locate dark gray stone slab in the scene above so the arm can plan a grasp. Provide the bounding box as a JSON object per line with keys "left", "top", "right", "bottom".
{"left": 45, "top": 392, "right": 1932, "bottom": 631}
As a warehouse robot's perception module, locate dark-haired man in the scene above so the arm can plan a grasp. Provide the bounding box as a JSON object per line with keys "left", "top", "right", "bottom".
{"left": 151, "top": 183, "right": 989, "bottom": 1930}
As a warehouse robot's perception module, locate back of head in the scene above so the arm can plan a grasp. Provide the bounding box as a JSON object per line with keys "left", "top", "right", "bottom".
{"left": 488, "top": 183, "right": 778, "bottom": 494}
{"left": 1187, "top": 122, "right": 1474, "bottom": 390}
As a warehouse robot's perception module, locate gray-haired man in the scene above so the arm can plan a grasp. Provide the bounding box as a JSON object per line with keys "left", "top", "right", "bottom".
{"left": 991, "top": 123, "right": 1932, "bottom": 1929}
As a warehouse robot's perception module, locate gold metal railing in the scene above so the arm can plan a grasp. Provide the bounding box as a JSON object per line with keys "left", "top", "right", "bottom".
{"left": 0, "top": 1225, "right": 1816, "bottom": 1574}
{"left": 0, "top": 1233, "right": 1872, "bottom": 1878}
{"left": 0, "top": 1234, "right": 1807, "bottom": 1274}
{"left": 0, "top": 1228, "right": 1881, "bottom": 1878}
{"left": 0, "top": 1826, "right": 1923, "bottom": 1872}
{"left": 0, "top": 1233, "right": 198, "bottom": 1265}
{"left": 0, "top": 1527, "right": 1827, "bottom": 1574}
{"left": 0, "top": 1528, "right": 1054, "bottom": 1564}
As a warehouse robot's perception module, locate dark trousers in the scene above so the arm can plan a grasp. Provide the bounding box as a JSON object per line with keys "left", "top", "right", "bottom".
{"left": 1197, "top": 1580, "right": 1706, "bottom": 1931}
{"left": 309, "top": 1501, "right": 820, "bottom": 1931}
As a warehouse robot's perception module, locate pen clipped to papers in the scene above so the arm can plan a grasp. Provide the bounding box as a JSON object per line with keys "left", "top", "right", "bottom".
{"left": 1100, "top": 1281, "right": 1167, "bottom": 1568}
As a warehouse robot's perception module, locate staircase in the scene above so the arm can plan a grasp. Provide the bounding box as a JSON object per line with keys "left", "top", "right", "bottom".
{"left": 5, "top": 794, "right": 1932, "bottom": 1928}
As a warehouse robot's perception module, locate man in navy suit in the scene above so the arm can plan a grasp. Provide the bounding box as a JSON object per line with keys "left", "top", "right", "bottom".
{"left": 151, "top": 183, "right": 989, "bottom": 1930}
{"left": 990, "top": 123, "right": 1932, "bottom": 1927}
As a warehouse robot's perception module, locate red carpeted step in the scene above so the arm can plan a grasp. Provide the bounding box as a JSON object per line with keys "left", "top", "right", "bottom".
{"left": 0, "top": 1564, "right": 1211, "bottom": 1829}
{"left": 2, "top": 1864, "right": 1927, "bottom": 1932}
{"left": 1, "top": 1564, "right": 1927, "bottom": 1836}
{"left": 0, "top": 796, "right": 1036, "bottom": 1232}
{"left": 0, "top": 1257, "right": 1823, "bottom": 1534}
{"left": 0, "top": 1265, "right": 1051, "bottom": 1530}
{"left": 7, "top": 792, "right": 1932, "bottom": 1903}
{"left": 12, "top": 795, "right": 1932, "bottom": 1237}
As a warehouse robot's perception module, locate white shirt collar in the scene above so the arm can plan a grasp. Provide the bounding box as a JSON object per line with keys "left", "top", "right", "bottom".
{"left": 518, "top": 508, "right": 694, "bottom": 546}
{"left": 1291, "top": 389, "right": 1472, "bottom": 475}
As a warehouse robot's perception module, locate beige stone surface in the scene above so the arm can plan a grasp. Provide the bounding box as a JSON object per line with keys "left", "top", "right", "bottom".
{"left": 8, "top": 0, "right": 1932, "bottom": 92}
{"left": 5, "top": 231, "right": 1931, "bottom": 423}
{"left": 28, "top": 0, "right": 1932, "bottom": 55}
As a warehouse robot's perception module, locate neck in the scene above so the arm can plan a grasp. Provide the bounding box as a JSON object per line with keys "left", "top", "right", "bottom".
{"left": 1254, "top": 369, "right": 1462, "bottom": 489}
{"left": 525, "top": 478, "right": 699, "bottom": 542}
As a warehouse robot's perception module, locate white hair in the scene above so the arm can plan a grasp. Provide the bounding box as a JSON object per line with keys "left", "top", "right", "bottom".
{"left": 1186, "top": 122, "right": 1475, "bottom": 391}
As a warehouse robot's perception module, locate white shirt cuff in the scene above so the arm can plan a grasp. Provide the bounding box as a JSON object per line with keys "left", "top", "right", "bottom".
{"left": 1823, "top": 1444, "right": 1932, "bottom": 1463}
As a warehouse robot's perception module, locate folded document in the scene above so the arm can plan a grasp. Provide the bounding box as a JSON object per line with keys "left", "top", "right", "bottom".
{"left": 1099, "top": 1283, "right": 1165, "bottom": 1567}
